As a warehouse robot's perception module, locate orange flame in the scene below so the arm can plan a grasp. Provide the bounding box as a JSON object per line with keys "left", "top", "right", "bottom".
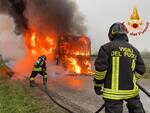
{"left": 24, "top": 29, "right": 57, "bottom": 59}
{"left": 68, "top": 57, "right": 81, "bottom": 74}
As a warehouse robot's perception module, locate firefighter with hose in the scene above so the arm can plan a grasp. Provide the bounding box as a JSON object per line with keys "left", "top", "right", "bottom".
{"left": 94, "top": 22, "right": 146, "bottom": 113}
{"left": 29, "top": 55, "right": 47, "bottom": 87}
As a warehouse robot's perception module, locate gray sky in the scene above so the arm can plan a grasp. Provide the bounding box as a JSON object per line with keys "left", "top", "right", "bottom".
{"left": 76, "top": 0, "right": 150, "bottom": 53}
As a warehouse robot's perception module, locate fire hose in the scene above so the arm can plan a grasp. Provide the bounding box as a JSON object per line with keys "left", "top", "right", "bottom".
{"left": 36, "top": 85, "right": 74, "bottom": 113}
{"left": 95, "top": 83, "right": 150, "bottom": 113}
{"left": 137, "top": 84, "right": 150, "bottom": 98}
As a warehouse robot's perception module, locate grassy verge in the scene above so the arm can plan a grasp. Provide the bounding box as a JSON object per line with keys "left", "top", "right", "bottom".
{"left": 0, "top": 78, "right": 68, "bottom": 113}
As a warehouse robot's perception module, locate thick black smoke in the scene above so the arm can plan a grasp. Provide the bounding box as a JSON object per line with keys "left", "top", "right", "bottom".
{"left": 25, "top": 0, "right": 86, "bottom": 35}
{"left": 0, "top": 0, "right": 86, "bottom": 35}
{"left": 0, "top": 0, "right": 28, "bottom": 34}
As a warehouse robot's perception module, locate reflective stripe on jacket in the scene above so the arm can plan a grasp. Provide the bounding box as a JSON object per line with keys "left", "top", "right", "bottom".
{"left": 33, "top": 67, "right": 42, "bottom": 71}
{"left": 33, "top": 58, "right": 46, "bottom": 72}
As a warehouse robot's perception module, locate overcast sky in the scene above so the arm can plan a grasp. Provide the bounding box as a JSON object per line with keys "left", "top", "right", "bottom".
{"left": 76, "top": 0, "right": 150, "bottom": 53}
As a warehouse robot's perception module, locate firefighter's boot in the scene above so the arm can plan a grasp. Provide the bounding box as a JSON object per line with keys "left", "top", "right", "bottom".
{"left": 30, "top": 78, "right": 35, "bottom": 87}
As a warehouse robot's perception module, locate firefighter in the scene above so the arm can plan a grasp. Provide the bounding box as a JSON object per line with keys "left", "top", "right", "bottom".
{"left": 29, "top": 55, "right": 47, "bottom": 87}
{"left": 94, "top": 22, "right": 146, "bottom": 113}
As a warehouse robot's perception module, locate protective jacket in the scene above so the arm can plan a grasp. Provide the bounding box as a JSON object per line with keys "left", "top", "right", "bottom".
{"left": 33, "top": 56, "right": 46, "bottom": 72}
{"left": 94, "top": 34, "right": 146, "bottom": 100}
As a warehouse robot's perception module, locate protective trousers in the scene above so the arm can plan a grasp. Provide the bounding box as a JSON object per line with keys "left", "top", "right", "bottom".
{"left": 104, "top": 95, "right": 145, "bottom": 113}
{"left": 30, "top": 71, "right": 47, "bottom": 87}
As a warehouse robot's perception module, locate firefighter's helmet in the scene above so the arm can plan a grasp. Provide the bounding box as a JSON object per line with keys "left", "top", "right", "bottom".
{"left": 39, "top": 55, "right": 46, "bottom": 60}
{"left": 108, "top": 22, "right": 128, "bottom": 41}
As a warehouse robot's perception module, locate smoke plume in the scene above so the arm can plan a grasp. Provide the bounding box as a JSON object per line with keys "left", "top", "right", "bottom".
{"left": 25, "top": 0, "right": 86, "bottom": 35}
{"left": 0, "top": 0, "right": 28, "bottom": 34}
{"left": 0, "top": 0, "right": 86, "bottom": 35}
{"left": 0, "top": 15, "right": 24, "bottom": 64}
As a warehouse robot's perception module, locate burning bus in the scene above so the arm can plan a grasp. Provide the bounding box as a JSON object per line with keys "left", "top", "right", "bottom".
{"left": 57, "top": 35, "right": 92, "bottom": 75}
{"left": 23, "top": 31, "right": 92, "bottom": 75}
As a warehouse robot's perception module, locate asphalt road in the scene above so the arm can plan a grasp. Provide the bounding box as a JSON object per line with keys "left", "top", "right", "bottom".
{"left": 40, "top": 66, "right": 150, "bottom": 113}
{"left": 46, "top": 77, "right": 150, "bottom": 113}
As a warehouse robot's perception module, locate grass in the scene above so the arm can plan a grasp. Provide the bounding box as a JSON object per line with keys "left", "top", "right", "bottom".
{"left": 0, "top": 59, "right": 67, "bottom": 113}
{"left": 0, "top": 57, "right": 69, "bottom": 113}
{"left": 0, "top": 78, "right": 68, "bottom": 113}
{"left": 0, "top": 57, "right": 67, "bottom": 113}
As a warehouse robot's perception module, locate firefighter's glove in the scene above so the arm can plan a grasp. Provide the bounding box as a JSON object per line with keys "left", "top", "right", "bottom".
{"left": 34, "top": 63, "right": 40, "bottom": 68}
{"left": 43, "top": 67, "right": 46, "bottom": 71}
{"left": 43, "top": 69, "right": 46, "bottom": 72}
{"left": 94, "top": 86, "right": 103, "bottom": 95}
{"left": 135, "top": 73, "right": 142, "bottom": 82}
